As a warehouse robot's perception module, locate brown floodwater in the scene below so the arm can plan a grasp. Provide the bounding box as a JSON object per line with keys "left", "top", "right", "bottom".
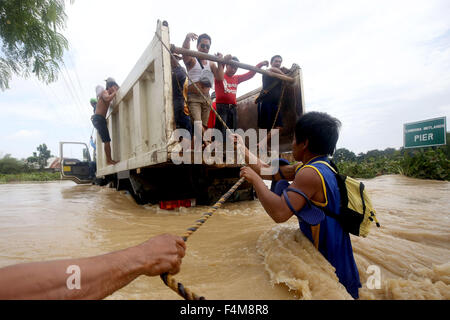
{"left": 0, "top": 175, "right": 448, "bottom": 300}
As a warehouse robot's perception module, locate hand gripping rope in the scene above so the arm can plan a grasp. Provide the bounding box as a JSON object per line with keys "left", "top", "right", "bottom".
{"left": 160, "top": 176, "right": 245, "bottom": 300}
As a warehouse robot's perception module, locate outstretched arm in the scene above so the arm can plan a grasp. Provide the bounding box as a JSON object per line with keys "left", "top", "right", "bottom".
{"left": 240, "top": 166, "right": 294, "bottom": 223}
{"left": 0, "top": 234, "right": 186, "bottom": 300}
{"left": 240, "top": 166, "right": 321, "bottom": 223}
{"left": 215, "top": 54, "right": 232, "bottom": 81}
{"left": 232, "top": 134, "right": 297, "bottom": 181}
{"left": 182, "top": 33, "right": 197, "bottom": 70}
{"left": 267, "top": 67, "right": 285, "bottom": 75}
{"left": 236, "top": 60, "right": 269, "bottom": 84}
{"left": 101, "top": 89, "right": 116, "bottom": 103}
{"left": 210, "top": 52, "right": 224, "bottom": 79}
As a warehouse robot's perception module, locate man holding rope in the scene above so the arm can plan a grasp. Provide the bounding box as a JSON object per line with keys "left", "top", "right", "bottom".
{"left": 0, "top": 234, "right": 186, "bottom": 299}
{"left": 233, "top": 112, "right": 362, "bottom": 299}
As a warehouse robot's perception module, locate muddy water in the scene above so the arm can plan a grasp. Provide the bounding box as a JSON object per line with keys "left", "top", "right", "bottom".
{"left": 0, "top": 175, "right": 448, "bottom": 300}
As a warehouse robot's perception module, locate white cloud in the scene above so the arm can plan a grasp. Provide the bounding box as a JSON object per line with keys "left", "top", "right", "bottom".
{"left": 7, "top": 130, "right": 43, "bottom": 139}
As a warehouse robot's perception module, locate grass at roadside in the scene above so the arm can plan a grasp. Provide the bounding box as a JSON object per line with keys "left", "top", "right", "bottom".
{"left": 0, "top": 172, "right": 61, "bottom": 183}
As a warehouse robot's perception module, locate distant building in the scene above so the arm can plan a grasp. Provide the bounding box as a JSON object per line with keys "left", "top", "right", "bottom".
{"left": 46, "top": 157, "right": 61, "bottom": 171}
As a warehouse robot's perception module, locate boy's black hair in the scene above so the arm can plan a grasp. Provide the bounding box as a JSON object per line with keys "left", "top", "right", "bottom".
{"left": 270, "top": 55, "right": 282, "bottom": 64}
{"left": 294, "top": 112, "right": 341, "bottom": 156}
{"left": 197, "top": 33, "right": 211, "bottom": 46}
{"left": 106, "top": 81, "right": 118, "bottom": 90}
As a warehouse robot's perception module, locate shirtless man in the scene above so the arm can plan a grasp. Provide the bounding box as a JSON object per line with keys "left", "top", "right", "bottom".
{"left": 91, "top": 77, "right": 119, "bottom": 165}
{"left": 182, "top": 33, "right": 222, "bottom": 133}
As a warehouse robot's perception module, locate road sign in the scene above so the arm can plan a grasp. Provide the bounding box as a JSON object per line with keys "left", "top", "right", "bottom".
{"left": 404, "top": 117, "right": 447, "bottom": 149}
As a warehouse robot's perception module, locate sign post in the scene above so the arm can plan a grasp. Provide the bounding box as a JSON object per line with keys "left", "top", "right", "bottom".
{"left": 403, "top": 117, "right": 447, "bottom": 149}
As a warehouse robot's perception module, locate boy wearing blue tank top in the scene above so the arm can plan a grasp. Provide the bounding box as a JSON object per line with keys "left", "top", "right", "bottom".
{"left": 232, "top": 111, "right": 362, "bottom": 299}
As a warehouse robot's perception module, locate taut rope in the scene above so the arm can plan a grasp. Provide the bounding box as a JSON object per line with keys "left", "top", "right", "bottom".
{"left": 160, "top": 176, "right": 245, "bottom": 300}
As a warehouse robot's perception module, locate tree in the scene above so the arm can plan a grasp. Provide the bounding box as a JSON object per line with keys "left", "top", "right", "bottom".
{"left": 26, "top": 151, "right": 39, "bottom": 167}
{"left": 0, "top": 154, "right": 30, "bottom": 174}
{"left": 37, "top": 144, "right": 52, "bottom": 169}
{"left": 333, "top": 148, "right": 357, "bottom": 163}
{"left": 27, "top": 144, "right": 52, "bottom": 169}
{"left": 0, "top": 0, "right": 73, "bottom": 90}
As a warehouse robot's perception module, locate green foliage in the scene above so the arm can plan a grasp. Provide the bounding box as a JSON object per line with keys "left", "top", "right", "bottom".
{"left": 0, "top": 172, "right": 60, "bottom": 183}
{"left": 0, "top": 154, "right": 31, "bottom": 174}
{"left": 27, "top": 143, "right": 53, "bottom": 169}
{"left": 333, "top": 148, "right": 356, "bottom": 162}
{"left": 1, "top": 143, "right": 54, "bottom": 175}
{"left": 334, "top": 139, "right": 449, "bottom": 181}
{"left": 400, "top": 148, "right": 449, "bottom": 181}
{"left": 0, "top": 152, "right": 60, "bottom": 183}
{"left": 0, "top": 0, "right": 73, "bottom": 90}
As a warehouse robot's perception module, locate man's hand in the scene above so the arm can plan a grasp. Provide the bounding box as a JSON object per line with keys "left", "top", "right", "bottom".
{"left": 215, "top": 52, "right": 223, "bottom": 59}
{"left": 257, "top": 61, "right": 269, "bottom": 68}
{"left": 134, "top": 234, "right": 186, "bottom": 276}
{"left": 224, "top": 54, "right": 233, "bottom": 61}
{"left": 280, "top": 66, "right": 290, "bottom": 74}
{"left": 186, "top": 33, "right": 198, "bottom": 42}
{"left": 240, "top": 166, "right": 261, "bottom": 185}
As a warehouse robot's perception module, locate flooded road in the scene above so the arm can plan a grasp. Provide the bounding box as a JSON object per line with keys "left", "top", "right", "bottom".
{"left": 0, "top": 175, "right": 448, "bottom": 299}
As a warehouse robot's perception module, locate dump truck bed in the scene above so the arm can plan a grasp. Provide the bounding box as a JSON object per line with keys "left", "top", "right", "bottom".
{"left": 86, "top": 21, "right": 304, "bottom": 205}
{"left": 96, "top": 21, "right": 174, "bottom": 177}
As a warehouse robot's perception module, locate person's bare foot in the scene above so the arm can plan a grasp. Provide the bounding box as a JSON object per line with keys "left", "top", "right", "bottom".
{"left": 107, "top": 159, "right": 118, "bottom": 165}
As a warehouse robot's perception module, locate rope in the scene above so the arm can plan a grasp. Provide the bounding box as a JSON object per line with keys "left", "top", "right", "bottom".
{"left": 271, "top": 83, "right": 286, "bottom": 130}
{"left": 155, "top": 31, "right": 250, "bottom": 300}
{"left": 160, "top": 176, "right": 246, "bottom": 300}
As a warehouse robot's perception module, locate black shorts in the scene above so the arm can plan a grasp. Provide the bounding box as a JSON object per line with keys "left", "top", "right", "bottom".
{"left": 91, "top": 114, "right": 111, "bottom": 143}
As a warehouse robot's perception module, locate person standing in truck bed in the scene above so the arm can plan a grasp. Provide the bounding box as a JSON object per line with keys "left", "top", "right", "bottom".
{"left": 182, "top": 33, "right": 222, "bottom": 135}
{"left": 214, "top": 55, "right": 268, "bottom": 141}
{"left": 257, "top": 55, "right": 290, "bottom": 148}
{"left": 91, "top": 77, "right": 119, "bottom": 165}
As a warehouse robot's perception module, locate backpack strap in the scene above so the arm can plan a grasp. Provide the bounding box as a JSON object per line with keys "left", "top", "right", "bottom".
{"left": 282, "top": 187, "right": 342, "bottom": 223}
{"left": 196, "top": 57, "right": 204, "bottom": 70}
{"left": 311, "top": 160, "right": 337, "bottom": 174}
{"left": 282, "top": 187, "right": 311, "bottom": 214}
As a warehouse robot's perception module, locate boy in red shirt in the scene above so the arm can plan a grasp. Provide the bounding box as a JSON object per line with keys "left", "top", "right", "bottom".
{"left": 214, "top": 56, "right": 268, "bottom": 141}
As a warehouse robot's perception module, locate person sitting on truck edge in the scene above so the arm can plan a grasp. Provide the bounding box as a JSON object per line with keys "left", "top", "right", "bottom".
{"left": 214, "top": 55, "right": 269, "bottom": 142}
{"left": 0, "top": 233, "right": 186, "bottom": 299}
{"left": 182, "top": 33, "right": 222, "bottom": 134}
{"left": 171, "top": 53, "right": 192, "bottom": 134}
{"left": 256, "top": 55, "right": 290, "bottom": 148}
{"left": 233, "top": 112, "right": 362, "bottom": 299}
{"left": 91, "top": 77, "right": 119, "bottom": 165}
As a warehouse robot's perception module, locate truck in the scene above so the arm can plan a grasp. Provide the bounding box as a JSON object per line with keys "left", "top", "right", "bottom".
{"left": 60, "top": 21, "right": 305, "bottom": 206}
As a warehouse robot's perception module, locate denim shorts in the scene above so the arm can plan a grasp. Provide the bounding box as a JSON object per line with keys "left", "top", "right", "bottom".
{"left": 91, "top": 114, "right": 111, "bottom": 143}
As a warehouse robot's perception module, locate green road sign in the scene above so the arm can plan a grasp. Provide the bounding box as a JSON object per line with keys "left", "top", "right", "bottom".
{"left": 404, "top": 117, "right": 447, "bottom": 148}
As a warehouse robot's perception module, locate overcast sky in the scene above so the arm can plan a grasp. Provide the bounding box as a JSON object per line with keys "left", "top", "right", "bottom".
{"left": 1, "top": 0, "right": 449, "bottom": 160}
